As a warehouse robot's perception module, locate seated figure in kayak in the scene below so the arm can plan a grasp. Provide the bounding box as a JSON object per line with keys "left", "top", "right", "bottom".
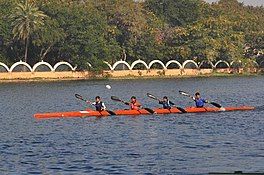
{"left": 125, "top": 96, "right": 141, "bottom": 110}
{"left": 159, "top": 96, "right": 175, "bottom": 109}
{"left": 87, "top": 96, "right": 106, "bottom": 111}
{"left": 193, "top": 92, "right": 208, "bottom": 108}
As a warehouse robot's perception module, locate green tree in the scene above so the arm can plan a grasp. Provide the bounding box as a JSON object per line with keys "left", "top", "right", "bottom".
{"left": 10, "top": 0, "right": 47, "bottom": 63}
{"left": 145, "top": 0, "right": 203, "bottom": 27}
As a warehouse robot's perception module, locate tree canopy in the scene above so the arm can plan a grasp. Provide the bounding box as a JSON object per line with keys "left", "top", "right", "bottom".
{"left": 0, "top": 0, "right": 263, "bottom": 69}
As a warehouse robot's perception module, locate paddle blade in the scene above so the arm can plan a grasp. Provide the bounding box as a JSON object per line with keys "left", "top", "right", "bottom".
{"left": 111, "top": 96, "right": 121, "bottom": 102}
{"left": 106, "top": 110, "right": 116, "bottom": 115}
{"left": 175, "top": 106, "right": 187, "bottom": 113}
{"left": 147, "top": 93, "right": 159, "bottom": 101}
{"left": 75, "top": 94, "right": 84, "bottom": 101}
{"left": 179, "top": 90, "right": 191, "bottom": 97}
{"left": 210, "top": 102, "right": 222, "bottom": 108}
{"left": 144, "top": 108, "right": 155, "bottom": 114}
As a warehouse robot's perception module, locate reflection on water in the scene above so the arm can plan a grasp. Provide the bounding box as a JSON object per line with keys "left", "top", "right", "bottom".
{"left": 0, "top": 77, "right": 263, "bottom": 174}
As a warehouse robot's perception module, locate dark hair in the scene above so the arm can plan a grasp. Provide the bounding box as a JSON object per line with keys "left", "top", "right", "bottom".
{"left": 195, "top": 92, "right": 200, "bottom": 96}
{"left": 95, "top": 96, "right": 101, "bottom": 99}
{"left": 163, "top": 96, "right": 168, "bottom": 99}
{"left": 131, "top": 96, "right": 136, "bottom": 99}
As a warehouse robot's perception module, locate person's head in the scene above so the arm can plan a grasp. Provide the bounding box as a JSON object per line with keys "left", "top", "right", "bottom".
{"left": 131, "top": 96, "right": 136, "bottom": 102}
{"left": 195, "top": 92, "right": 200, "bottom": 99}
{"left": 95, "top": 96, "right": 101, "bottom": 102}
{"left": 163, "top": 96, "right": 168, "bottom": 102}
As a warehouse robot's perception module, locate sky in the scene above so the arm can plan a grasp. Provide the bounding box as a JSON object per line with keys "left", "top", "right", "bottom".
{"left": 205, "top": 0, "right": 264, "bottom": 6}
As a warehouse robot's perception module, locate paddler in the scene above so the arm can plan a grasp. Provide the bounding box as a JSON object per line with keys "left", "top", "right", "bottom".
{"left": 126, "top": 96, "right": 141, "bottom": 110}
{"left": 193, "top": 92, "right": 208, "bottom": 108}
{"left": 159, "top": 96, "right": 175, "bottom": 109}
{"left": 87, "top": 96, "right": 106, "bottom": 111}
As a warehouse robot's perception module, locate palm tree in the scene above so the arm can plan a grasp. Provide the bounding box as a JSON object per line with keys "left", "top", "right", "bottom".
{"left": 10, "top": 0, "right": 47, "bottom": 63}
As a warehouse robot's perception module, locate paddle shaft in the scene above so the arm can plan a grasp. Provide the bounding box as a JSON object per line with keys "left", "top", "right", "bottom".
{"left": 111, "top": 96, "right": 155, "bottom": 114}
{"left": 75, "top": 94, "right": 115, "bottom": 115}
{"left": 147, "top": 93, "right": 186, "bottom": 113}
{"left": 179, "top": 91, "right": 222, "bottom": 108}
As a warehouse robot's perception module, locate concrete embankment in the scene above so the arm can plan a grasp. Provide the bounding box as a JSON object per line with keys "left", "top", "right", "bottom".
{"left": 0, "top": 68, "right": 262, "bottom": 82}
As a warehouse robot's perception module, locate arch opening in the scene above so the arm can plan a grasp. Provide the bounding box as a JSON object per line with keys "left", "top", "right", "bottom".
{"left": 199, "top": 61, "right": 214, "bottom": 69}
{"left": 54, "top": 64, "right": 73, "bottom": 71}
{"left": 230, "top": 61, "right": 243, "bottom": 68}
{"left": 34, "top": 65, "right": 53, "bottom": 72}
{"left": 0, "top": 65, "right": 9, "bottom": 72}
{"left": 166, "top": 60, "right": 182, "bottom": 69}
{"left": 12, "top": 65, "right": 31, "bottom": 72}
{"left": 132, "top": 63, "right": 148, "bottom": 70}
{"left": 113, "top": 63, "right": 130, "bottom": 70}
{"left": 260, "top": 61, "right": 264, "bottom": 68}
{"left": 215, "top": 61, "right": 230, "bottom": 68}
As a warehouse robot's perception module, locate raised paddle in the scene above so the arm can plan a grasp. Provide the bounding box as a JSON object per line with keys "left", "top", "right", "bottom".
{"left": 147, "top": 93, "right": 187, "bottom": 113}
{"left": 75, "top": 93, "right": 87, "bottom": 102}
{"left": 75, "top": 94, "right": 116, "bottom": 115}
{"left": 111, "top": 96, "right": 155, "bottom": 114}
{"left": 178, "top": 91, "right": 222, "bottom": 108}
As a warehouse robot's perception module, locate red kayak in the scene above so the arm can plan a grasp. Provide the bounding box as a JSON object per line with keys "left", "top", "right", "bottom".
{"left": 34, "top": 106, "right": 255, "bottom": 119}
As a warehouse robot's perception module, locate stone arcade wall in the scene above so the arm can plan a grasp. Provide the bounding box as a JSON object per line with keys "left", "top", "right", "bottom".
{"left": 0, "top": 60, "right": 261, "bottom": 80}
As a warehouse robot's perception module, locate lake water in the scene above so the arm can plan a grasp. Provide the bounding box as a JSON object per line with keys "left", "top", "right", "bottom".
{"left": 0, "top": 76, "right": 263, "bottom": 174}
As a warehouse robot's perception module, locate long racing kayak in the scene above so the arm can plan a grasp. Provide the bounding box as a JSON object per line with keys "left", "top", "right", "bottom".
{"left": 34, "top": 106, "right": 255, "bottom": 119}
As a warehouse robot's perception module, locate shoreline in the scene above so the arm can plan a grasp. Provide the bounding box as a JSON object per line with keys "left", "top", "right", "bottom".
{"left": 0, "top": 71, "right": 262, "bottom": 83}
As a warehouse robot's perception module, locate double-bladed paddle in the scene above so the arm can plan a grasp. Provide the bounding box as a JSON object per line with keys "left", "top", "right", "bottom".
{"left": 75, "top": 93, "right": 87, "bottom": 102}
{"left": 111, "top": 96, "right": 155, "bottom": 114}
{"left": 75, "top": 94, "right": 116, "bottom": 115}
{"left": 178, "top": 91, "right": 222, "bottom": 108}
{"left": 147, "top": 93, "right": 187, "bottom": 113}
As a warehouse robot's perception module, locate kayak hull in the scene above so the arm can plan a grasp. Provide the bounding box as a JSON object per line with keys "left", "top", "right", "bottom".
{"left": 34, "top": 109, "right": 110, "bottom": 119}
{"left": 34, "top": 106, "right": 255, "bottom": 119}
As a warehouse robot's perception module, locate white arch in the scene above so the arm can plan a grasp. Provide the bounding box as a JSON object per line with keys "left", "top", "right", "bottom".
{"left": 182, "top": 60, "right": 199, "bottom": 69}
{"left": 131, "top": 59, "right": 149, "bottom": 70}
{"left": 148, "top": 60, "right": 166, "bottom": 70}
{"left": 245, "top": 60, "right": 259, "bottom": 68}
{"left": 103, "top": 61, "right": 113, "bottom": 70}
{"left": 260, "top": 61, "right": 264, "bottom": 68}
{"left": 165, "top": 60, "right": 183, "bottom": 69}
{"left": 0, "top": 62, "right": 10, "bottom": 72}
{"left": 252, "top": 61, "right": 259, "bottom": 67}
{"left": 230, "top": 60, "right": 242, "bottom": 68}
{"left": 54, "top": 61, "right": 76, "bottom": 71}
{"left": 10, "top": 60, "right": 33, "bottom": 72}
{"left": 198, "top": 60, "right": 214, "bottom": 69}
{"left": 32, "top": 61, "right": 54, "bottom": 72}
{"left": 112, "top": 60, "right": 131, "bottom": 70}
{"left": 214, "top": 60, "right": 230, "bottom": 68}
{"left": 87, "top": 62, "right": 92, "bottom": 68}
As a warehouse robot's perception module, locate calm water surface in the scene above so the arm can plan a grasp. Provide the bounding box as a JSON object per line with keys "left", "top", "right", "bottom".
{"left": 0, "top": 76, "right": 263, "bottom": 174}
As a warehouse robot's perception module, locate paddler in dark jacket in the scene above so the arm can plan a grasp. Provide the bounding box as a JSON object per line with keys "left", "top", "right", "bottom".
{"left": 193, "top": 92, "right": 208, "bottom": 108}
{"left": 126, "top": 96, "right": 141, "bottom": 110}
{"left": 87, "top": 96, "right": 106, "bottom": 111}
{"left": 159, "top": 96, "right": 175, "bottom": 109}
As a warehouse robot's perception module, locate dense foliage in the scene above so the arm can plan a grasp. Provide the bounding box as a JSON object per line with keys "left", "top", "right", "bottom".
{"left": 0, "top": 0, "right": 263, "bottom": 69}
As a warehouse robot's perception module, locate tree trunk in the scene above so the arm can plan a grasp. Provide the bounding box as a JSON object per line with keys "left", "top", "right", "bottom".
{"left": 24, "top": 37, "right": 29, "bottom": 63}
{"left": 40, "top": 45, "right": 52, "bottom": 61}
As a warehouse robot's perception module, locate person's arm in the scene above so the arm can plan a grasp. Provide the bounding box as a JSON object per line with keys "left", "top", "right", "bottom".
{"left": 136, "top": 102, "right": 141, "bottom": 107}
{"left": 159, "top": 100, "right": 163, "bottom": 104}
{"left": 102, "top": 102, "right": 106, "bottom": 110}
{"left": 169, "top": 101, "right": 175, "bottom": 105}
